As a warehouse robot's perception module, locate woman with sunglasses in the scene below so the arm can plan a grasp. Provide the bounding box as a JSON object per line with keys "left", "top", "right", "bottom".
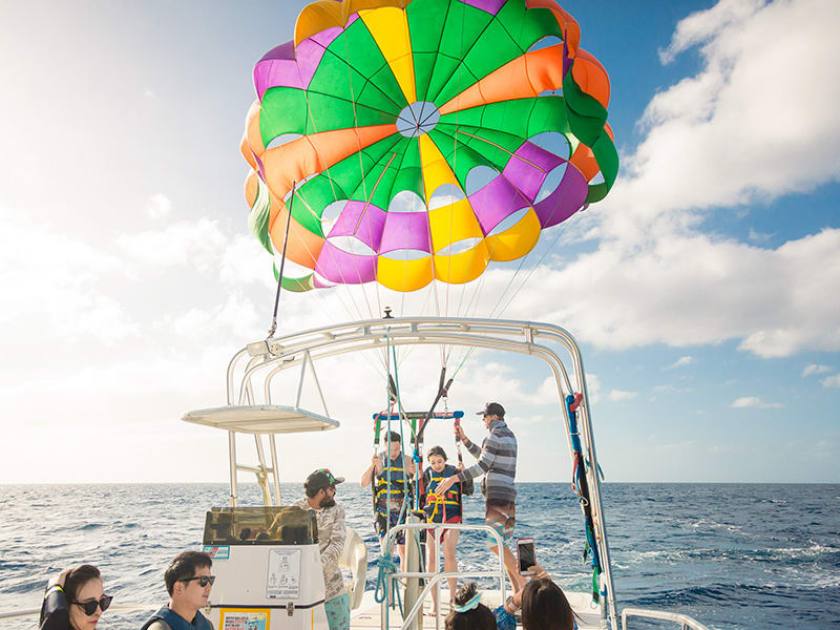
{"left": 39, "top": 564, "right": 112, "bottom": 629}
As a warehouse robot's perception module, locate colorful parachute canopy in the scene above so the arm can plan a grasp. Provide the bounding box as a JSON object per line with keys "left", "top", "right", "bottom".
{"left": 241, "top": 0, "right": 618, "bottom": 292}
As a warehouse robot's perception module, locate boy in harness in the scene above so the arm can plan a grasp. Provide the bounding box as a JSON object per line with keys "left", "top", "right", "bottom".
{"left": 422, "top": 445, "right": 464, "bottom": 614}
{"left": 360, "top": 430, "right": 415, "bottom": 568}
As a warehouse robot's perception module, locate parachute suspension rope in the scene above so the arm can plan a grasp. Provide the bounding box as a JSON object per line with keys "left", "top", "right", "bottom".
{"left": 379, "top": 329, "right": 423, "bottom": 623}
{"left": 265, "top": 181, "right": 297, "bottom": 339}
{"left": 375, "top": 329, "right": 395, "bottom": 623}
{"left": 389, "top": 339, "right": 424, "bottom": 630}
{"left": 450, "top": 148, "right": 581, "bottom": 381}
{"left": 495, "top": 166, "right": 593, "bottom": 321}
{"left": 454, "top": 412, "right": 464, "bottom": 470}
{"left": 413, "top": 368, "right": 454, "bottom": 511}
{"left": 450, "top": 163, "right": 574, "bottom": 380}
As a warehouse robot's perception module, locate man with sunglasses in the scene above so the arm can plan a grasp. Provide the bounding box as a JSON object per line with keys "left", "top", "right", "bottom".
{"left": 434, "top": 402, "right": 525, "bottom": 593}
{"left": 295, "top": 468, "right": 350, "bottom": 630}
{"left": 141, "top": 551, "right": 215, "bottom": 630}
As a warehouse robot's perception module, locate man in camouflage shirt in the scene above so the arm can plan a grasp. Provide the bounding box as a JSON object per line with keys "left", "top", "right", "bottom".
{"left": 296, "top": 469, "right": 349, "bottom": 630}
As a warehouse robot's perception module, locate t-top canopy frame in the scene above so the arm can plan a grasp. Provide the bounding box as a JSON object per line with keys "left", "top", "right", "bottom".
{"left": 373, "top": 410, "right": 464, "bottom": 421}
{"left": 187, "top": 316, "right": 616, "bottom": 628}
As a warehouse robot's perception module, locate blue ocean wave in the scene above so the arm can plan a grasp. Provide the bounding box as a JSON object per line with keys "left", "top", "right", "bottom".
{"left": 0, "top": 483, "right": 838, "bottom": 629}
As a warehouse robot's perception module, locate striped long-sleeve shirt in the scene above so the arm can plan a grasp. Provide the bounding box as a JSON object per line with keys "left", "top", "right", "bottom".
{"left": 456, "top": 419, "right": 517, "bottom": 503}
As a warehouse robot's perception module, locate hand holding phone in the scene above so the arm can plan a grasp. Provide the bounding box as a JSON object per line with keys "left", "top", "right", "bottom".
{"left": 517, "top": 538, "right": 536, "bottom": 575}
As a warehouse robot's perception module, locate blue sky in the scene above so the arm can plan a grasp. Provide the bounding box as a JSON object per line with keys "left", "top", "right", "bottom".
{"left": 0, "top": 0, "right": 838, "bottom": 484}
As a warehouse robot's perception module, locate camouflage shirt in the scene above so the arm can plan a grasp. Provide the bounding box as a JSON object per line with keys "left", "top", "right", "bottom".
{"left": 295, "top": 499, "right": 347, "bottom": 601}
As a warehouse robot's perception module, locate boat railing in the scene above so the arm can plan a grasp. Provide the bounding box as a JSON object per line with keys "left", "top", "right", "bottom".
{"left": 381, "top": 521, "right": 510, "bottom": 630}
{"left": 0, "top": 602, "right": 150, "bottom": 622}
{"left": 621, "top": 606, "right": 710, "bottom": 630}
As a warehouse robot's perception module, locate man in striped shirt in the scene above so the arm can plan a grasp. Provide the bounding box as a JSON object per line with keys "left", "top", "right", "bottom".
{"left": 435, "top": 402, "right": 525, "bottom": 592}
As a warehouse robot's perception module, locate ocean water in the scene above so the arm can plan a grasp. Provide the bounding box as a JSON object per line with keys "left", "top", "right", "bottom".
{"left": 1, "top": 483, "right": 838, "bottom": 629}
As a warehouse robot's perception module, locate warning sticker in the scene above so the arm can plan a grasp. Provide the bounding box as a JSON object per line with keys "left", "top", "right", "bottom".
{"left": 203, "top": 545, "right": 231, "bottom": 560}
{"left": 266, "top": 548, "right": 301, "bottom": 599}
{"left": 220, "top": 608, "right": 270, "bottom": 630}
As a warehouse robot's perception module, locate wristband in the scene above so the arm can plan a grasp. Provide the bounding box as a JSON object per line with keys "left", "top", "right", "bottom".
{"left": 504, "top": 595, "right": 520, "bottom": 613}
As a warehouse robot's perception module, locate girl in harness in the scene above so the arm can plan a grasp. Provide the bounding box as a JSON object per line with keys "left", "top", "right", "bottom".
{"left": 422, "top": 445, "right": 464, "bottom": 614}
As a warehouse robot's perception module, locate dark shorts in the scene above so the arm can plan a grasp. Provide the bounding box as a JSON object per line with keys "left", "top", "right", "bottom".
{"left": 377, "top": 510, "right": 406, "bottom": 545}
{"left": 427, "top": 515, "right": 462, "bottom": 542}
{"left": 485, "top": 500, "right": 516, "bottom": 546}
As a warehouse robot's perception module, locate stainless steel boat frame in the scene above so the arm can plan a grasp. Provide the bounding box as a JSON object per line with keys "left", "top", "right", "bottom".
{"left": 0, "top": 316, "right": 711, "bottom": 630}
{"left": 201, "top": 316, "right": 619, "bottom": 627}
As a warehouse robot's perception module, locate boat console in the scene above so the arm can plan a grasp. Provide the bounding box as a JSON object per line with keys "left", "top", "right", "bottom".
{"left": 202, "top": 506, "right": 329, "bottom": 629}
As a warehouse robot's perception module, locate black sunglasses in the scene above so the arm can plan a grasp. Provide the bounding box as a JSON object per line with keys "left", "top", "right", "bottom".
{"left": 182, "top": 575, "right": 216, "bottom": 587}
{"left": 73, "top": 594, "right": 113, "bottom": 616}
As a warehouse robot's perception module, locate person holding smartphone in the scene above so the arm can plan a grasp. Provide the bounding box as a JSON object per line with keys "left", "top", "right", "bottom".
{"left": 434, "top": 402, "right": 524, "bottom": 593}
{"left": 497, "top": 562, "right": 577, "bottom": 630}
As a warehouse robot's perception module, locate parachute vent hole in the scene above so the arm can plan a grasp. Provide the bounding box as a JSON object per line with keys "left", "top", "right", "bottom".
{"left": 266, "top": 133, "right": 303, "bottom": 150}
{"left": 428, "top": 184, "right": 466, "bottom": 210}
{"left": 535, "top": 164, "right": 569, "bottom": 203}
{"left": 528, "top": 132, "right": 571, "bottom": 161}
{"left": 388, "top": 190, "right": 426, "bottom": 213}
{"left": 327, "top": 235, "right": 376, "bottom": 256}
{"left": 381, "top": 249, "right": 431, "bottom": 261}
{"left": 465, "top": 166, "right": 499, "bottom": 195}
{"left": 436, "top": 237, "right": 482, "bottom": 257}
{"left": 284, "top": 173, "right": 317, "bottom": 203}
{"left": 488, "top": 208, "right": 530, "bottom": 237}
{"left": 320, "top": 200, "right": 347, "bottom": 236}
{"left": 527, "top": 36, "right": 564, "bottom": 52}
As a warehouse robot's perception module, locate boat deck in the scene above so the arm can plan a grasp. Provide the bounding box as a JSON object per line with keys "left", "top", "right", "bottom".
{"left": 350, "top": 589, "right": 603, "bottom": 628}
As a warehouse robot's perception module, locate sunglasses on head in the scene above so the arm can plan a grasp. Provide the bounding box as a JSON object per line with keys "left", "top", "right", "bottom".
{"left": 73, "top": 595, "right": 113, "bottom": 616}
{"left": 182, "top": 575, "right": 216, "bottom": 587}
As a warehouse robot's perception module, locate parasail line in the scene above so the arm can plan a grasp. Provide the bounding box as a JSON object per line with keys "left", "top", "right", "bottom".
{"left": 352, "top": 151, "right": 398, "bottom": 235}
{"left": 454, "top": 128, "right": 547, "bottom": 173}
{"left": 266, "top": 181, "right": 297, "bottom": 339}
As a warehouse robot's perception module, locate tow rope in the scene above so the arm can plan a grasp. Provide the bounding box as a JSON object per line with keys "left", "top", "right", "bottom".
{"left": 566, "top": 392, "right": 603, "bottom": 604}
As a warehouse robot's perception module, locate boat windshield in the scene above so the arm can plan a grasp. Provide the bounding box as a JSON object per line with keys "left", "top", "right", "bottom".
{"left": 203, "top": 506, "right": 318, "bottom": 546}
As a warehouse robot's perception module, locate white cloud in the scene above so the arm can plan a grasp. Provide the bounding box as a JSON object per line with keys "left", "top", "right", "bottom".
{"left": 146, "top": 193, "right": 172, "bottom": 219}
{"left": 219, "top": 234, "right": 276, "bottom": 289}
{"left": 747, "top": 228, "right": 773, "bottom": 244}
{"left": 0, "top": 207, "right": 137, "bottom": 344}
{"left": 536, "top": 372, "right": 600, "bottom": 405}
{"left": 668, "top": 356, "right": 695, "bottom": 369}
{"left": 496, "top": 228, "right": 840, "bottom": 358}
{"left": 820, "top": 374, "right": 840, "bottom": 389}
{"left": 608, "top": 389, "right": 638, "bottom": 402}
{"left": 476, "top": 0, "right": 840, "bottom": 359}
{"left": 730, "top": 396, "right": 783, "bottom": 409}
{"left": 164, "top": 292, "right": 263, "bottom": 341}
{"left": 585, "top": 373, "right": 602, "bottom": 404}
{"left": 659, "top": 0, "right": 765, "bottom": 64}
{"left": 802, "top": 364, "right": 832, "bottom": 377}
{"left": 622, "top": 0, "right": 840, "bottom": 232}
{"left": 117, "top": 218, "right": 228, "bottom": 272}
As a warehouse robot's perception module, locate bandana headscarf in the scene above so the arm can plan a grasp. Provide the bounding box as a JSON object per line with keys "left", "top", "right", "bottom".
{"left": 453, "top": 593, "right": 481, "bottom": 613}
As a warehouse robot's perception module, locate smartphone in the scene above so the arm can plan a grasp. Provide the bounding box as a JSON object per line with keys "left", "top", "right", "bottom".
{"left": 517, "top": 537, "right": 536, "bottom": 574}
